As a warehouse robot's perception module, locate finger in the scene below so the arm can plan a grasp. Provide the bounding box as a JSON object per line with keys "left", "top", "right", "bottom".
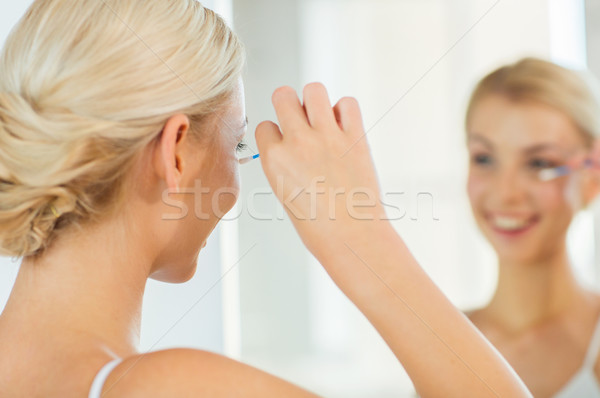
{"left": 303, "top": 83, "right": 337, "bottom": 129}
{"left": 333, "top": 96, "right": 365, "bottom": 138}
{"left": 255, "top": 121, "right": 282, "bottom": 153}
{"left": 271, "top": 86, "right": 308, "bottom": 135}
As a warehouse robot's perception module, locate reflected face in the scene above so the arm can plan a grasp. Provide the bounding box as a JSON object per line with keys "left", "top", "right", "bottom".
{"left": 466, "top": 95, "right": 588, "bottom": 264}
{"left": 152, "top": 79, "right": 247, "bottom": 282}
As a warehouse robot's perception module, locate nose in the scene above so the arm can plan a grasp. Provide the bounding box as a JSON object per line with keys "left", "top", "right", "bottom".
{"left": 493, "top": 167, "right": 528, "bottom": 205}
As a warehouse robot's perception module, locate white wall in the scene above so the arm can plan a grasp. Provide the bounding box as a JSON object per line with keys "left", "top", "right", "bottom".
{"left": 588, "top": 0, "right": 600, "bottom": 79}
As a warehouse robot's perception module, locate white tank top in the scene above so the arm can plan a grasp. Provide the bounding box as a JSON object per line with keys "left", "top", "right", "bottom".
{"left": 553, "top": 315, "right": 600, "bottom": 398}
{"left": 88, "top": 358, "right": 122, "bottom": 398}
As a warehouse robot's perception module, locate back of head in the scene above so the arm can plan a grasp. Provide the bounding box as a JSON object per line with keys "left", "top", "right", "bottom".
{"left": 0, "top": 0, "right": 245, "bottom": 258}
{"left": 465, "top": 57, "right": 600, "bottom": 146}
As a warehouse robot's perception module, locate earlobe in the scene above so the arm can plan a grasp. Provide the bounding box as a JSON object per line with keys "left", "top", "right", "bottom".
{"left": 153, "top": 114, "right": 190, "bottom": 192}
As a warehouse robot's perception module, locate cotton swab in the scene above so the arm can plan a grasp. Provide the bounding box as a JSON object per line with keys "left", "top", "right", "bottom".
{"left": 238, "top": 153, "right": 260, "bottom": 165}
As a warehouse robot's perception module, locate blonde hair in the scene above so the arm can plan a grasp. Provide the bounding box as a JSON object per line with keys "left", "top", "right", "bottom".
{"left": 0, "top": 0, "right": 245, "bottom": 258}
{"left": 465, "top": 58, "right": 600, "bottom": 145}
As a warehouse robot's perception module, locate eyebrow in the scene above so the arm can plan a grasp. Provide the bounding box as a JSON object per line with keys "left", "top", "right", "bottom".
{"left": 241, "top": 116, "right": 249, "bottom": 130}
{"left": 467, "top": 134, "right": 563, "bottom": 154}
{"left": 522, "top": 144, "right": 563, "bottom": 155}
{"left": 467, "top": 134, "right": 492, "bottom": 148}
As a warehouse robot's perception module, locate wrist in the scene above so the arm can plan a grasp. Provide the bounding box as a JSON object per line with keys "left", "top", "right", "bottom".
{"left": 314, "top": 219, "right": 400, "bottom": 270}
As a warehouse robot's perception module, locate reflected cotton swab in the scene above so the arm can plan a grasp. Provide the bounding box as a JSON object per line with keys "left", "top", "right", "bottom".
{"left": 538, "top": 158, "right": 593, "bottom": 181}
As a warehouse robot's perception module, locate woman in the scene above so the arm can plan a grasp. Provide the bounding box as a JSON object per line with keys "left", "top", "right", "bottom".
{"left": 0, "top": 1, "right": 530, "bottom": 396}
{"left": 465, "top": 58, "right": 600, "bottom": 397}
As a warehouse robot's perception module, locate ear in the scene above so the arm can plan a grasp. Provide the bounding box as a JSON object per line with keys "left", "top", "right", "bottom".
{"left": 153, "top": 114, "right": 190, "bottom": 192}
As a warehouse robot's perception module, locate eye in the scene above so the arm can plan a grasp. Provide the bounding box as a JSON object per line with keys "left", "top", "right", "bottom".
{"left": 528, "top": 158, "right": 557, "bottom": 170}
{"left": 471, "top": 153, "right": 492, "bottom": 166}
{"left": 236, "top": 140, "right": 248, "bottom": 153}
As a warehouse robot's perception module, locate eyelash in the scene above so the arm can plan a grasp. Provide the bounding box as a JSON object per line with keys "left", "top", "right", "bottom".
{"left": 471, "top": 154, "right": 559, "bottom": 170}
{"left": 236, "top": 141, "right": 248, "bottom": 153}
{"left": 528, "top": 158, "right": 557, "bottom": 169}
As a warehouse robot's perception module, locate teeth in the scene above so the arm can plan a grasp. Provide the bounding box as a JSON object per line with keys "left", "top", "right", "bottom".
{"left": 491, "top": 216, "right": 532, "bottom": 231}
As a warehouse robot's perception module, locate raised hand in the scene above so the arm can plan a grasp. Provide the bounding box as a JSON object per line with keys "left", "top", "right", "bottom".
{"left": 255, "top": 83, "right": 388, "bottom": 263}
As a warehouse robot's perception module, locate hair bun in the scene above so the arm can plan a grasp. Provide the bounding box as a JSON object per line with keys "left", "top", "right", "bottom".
{"left": 0, "top": 92, "right": 75, "bottom": 257}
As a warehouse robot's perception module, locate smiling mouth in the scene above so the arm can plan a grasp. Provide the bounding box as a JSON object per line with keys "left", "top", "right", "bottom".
{"left": 487, "top": 214, "right": 539, "bottom": 235}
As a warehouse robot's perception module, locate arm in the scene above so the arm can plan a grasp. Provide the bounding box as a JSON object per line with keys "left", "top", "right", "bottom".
{"left": 255, "top": 83, "right": 532, "bottom": 398}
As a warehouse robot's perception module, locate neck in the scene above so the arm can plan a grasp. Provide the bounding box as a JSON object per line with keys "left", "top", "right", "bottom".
{"left": 1, "top": 214, "right": 153, "bottom": 358}
{"left": 486, "top": 243, "right": 588, "bottom": 333}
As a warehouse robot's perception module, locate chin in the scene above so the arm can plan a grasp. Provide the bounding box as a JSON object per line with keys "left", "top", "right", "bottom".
{"left": 496, "top": 251, "right": 538, "bottom": 264}
{"left": 150, "top": 257, "right": 199, "bottom": 283}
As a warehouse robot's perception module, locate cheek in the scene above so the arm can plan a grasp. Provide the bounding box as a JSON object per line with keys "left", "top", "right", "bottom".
{"left": 535, "top": 179, "right": 574, "bottom": 213}
{"left": 533, "top": 180, "right": 576, "bottom": 240}
{"left": 222, "top": 155, "right": 241, "bottom": 196}
{"left": 211, "top": 153, "right": 241, "bottom": 217}
{"left": 466, "top": 173, "right": 487, "bottom": 208}
{"left": 216, "top": 170, "right": 240, "bottom": 215}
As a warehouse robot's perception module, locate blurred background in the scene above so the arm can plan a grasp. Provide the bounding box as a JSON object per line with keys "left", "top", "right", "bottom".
{"left": 2, "top": 0, "right": 600, "bottom": 396}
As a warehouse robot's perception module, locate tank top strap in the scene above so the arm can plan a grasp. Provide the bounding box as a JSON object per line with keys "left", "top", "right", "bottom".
{"left": 583, "top": 313, "right": 600, "bottom": 368}
{"left": 88, "top": 358, "right": 122, "bottom": 398}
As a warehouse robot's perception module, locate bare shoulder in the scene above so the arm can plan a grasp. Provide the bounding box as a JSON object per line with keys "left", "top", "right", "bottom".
{"left": 101, "top": 348, "right": 321, "bottom": 398}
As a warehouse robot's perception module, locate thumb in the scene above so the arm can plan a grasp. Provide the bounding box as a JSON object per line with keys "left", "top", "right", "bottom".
{"left": 255, "top": 120, "right": 282, "bottom": 154}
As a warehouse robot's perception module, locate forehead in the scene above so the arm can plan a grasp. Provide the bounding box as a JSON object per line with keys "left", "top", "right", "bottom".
{"left": 467, "top": 95, "right": 586, "bottom": 151}
{"left": 217, "top": 80, "right": 246, "bottom": 135}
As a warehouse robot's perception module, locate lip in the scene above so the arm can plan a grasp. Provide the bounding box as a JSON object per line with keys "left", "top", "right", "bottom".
{"left": 485, "top": 213, "right": 540, "bottom": 238}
